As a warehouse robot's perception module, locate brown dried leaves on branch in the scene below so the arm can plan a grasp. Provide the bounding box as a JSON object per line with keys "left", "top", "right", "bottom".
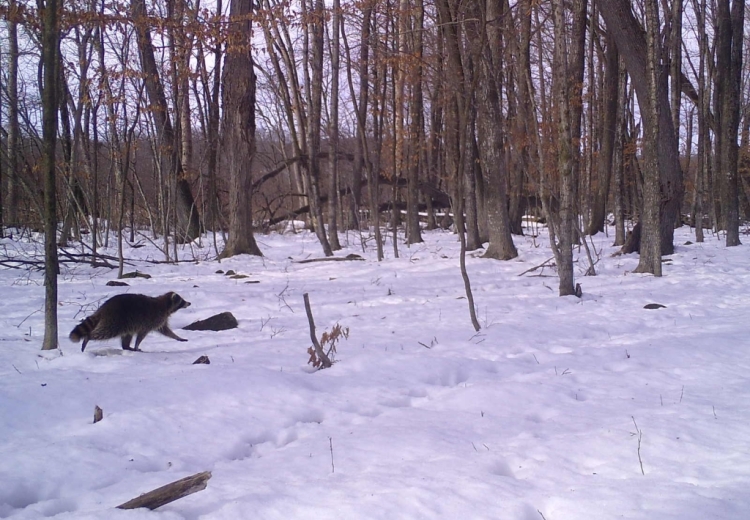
{"left": 307, "top": 323, "right": 349, "bottom": 369}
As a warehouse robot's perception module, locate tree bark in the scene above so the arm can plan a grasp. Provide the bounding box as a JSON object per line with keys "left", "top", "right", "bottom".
{"left": 5, "top": 1, "right": 20, "bottom": 228}
{"left": 131, "top": 0, "right": 200, "bottom": 244}
{"left": 551, "top": 0, "right": 577, "bottom": 295}
{"left": 406, "top": 0, "right": 424, "bottom": 245}
{"left": 587, "top": 35, "right": 619, "bottom": 235}
{"left": 305, "top": 0, "right": 333, "bottom": 256}
{"left": 219, "top": 0, "right": 262, "bottom": 258}
{"left": 508, "top": 0, "right": 532, "bottom": 236}
{"left": 40, "top": 0, "right": 60, "bottom": 350}
{"left": 598, "top": 0, "right": 684, "bottom": 256}
{"left": 714, "top": 0, "right": 744, "bottom": 246}
{"left": 633, "top": 0, "right": 663, "bottom": 275}
{"left": 477, "top": 0, "right": 517, "bottom": 260}
{"left": 327, "top": 0, "right": 342, "bottom": 251}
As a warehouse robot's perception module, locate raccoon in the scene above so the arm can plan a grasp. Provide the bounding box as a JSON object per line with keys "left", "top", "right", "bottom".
{"left": 70, "top": 292, "right": 191, "bottom": 352}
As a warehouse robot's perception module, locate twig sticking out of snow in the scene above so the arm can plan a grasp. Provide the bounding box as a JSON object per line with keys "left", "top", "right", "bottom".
{"left": 303, "top": 293, "right": 332, "bottom": 369}
{"left": 631, "top": 416, "right": 645, "bottom": 475}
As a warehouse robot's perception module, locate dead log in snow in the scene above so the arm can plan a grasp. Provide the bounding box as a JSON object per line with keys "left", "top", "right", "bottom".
{"left": 296, "top": 254, "right": 364, "bottom": 264}
{"left": 116, "top": 471, "right": 212, "bottom": 510}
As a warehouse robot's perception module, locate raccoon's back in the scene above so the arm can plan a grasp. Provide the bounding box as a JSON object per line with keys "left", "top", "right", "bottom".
{"left": 75, "top": 294, "right": 171, "bottom": 340}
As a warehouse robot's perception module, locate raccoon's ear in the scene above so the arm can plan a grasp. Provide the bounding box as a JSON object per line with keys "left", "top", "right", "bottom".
{"left": 169, "top": 292, "right": 179, "bottom": 303}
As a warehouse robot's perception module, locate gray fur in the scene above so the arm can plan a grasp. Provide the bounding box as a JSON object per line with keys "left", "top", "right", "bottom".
{"left": 70, "top": 292, "right": 191, "bottom": 352}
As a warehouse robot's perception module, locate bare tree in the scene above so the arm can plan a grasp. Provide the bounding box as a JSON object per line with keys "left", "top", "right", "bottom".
{"left": 599, "top": 0, "right": 684, "bottom": 259}
{"left": 405, "top": 0, "right": 424, "bottom": 245}
{"left": 304, "top": 0, "right": 333, "bottom": 256}
{"left": 634, "top": 0, "right": 664, "bottom": 275}
{"left": 40, "top": 0, "right": 61, "bottom": 350}
{"left": 587, "top": 32, "right": 620, "bottom": 236}
{"left": 5, "top": 0, "right": 21, "bottom": 229}
{"left": 714, "top": 0, "right": 744, "bottom": 246}
{"left": 132, "top": 0, "right": 201, "bottom": 244}
{"left": 220, "top": 0, "right": 262, "bottom": 258}
{"left": 476, "top": 0, "right": 517, "bottom": 260}
{"left": 549, "top": 0, "right": 578, "bottom": 295}
{"left": 327, "top": 0, "right": 342, "bottom": 251}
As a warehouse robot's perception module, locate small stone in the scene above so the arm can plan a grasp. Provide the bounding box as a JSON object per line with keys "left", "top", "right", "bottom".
{"left": 192, "top": 355, "right": 210, "bottom": 365}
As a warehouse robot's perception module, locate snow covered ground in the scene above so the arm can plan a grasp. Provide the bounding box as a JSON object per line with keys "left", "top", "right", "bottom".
{"left": 1, "top": 223, "right": 749, "bottom": 519}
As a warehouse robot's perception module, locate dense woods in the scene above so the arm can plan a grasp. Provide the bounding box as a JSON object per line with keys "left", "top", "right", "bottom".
{"left": 1, "top": 0, "right": 748, "bottom": 295}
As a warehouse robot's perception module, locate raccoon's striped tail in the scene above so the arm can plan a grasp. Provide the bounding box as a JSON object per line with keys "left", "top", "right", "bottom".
{"left": 70, "top": 317, "right": 97, "bottom": 344}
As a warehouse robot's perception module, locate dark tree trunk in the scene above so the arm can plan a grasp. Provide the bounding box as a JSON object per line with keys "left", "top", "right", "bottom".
{"left": 477, "top": 0, "right": 517, "bottom": 260}
{"left": 132, "top": 0, "right": 200, "bottom": 244}
{"left": 508, "top": 0, "right": 532, "bottom": 236}
{"left": 219, "top": 0, "right": 262, "bottom": 258}
{"left": 714, "top": 0, "right": 744, "bottom": 246}
{"left": 633, "top": 0, "right": 663, "bottom": 275}
{"left": 598, "top": 0, "right": 684, "bottom": 256}
{"left": 613, "top": 63, "right": 628, "bottom": 246}
{"left": 40, "top": 0, "right": 60, "bottom": 350}
{"left": 406, "top": 0, "right": 425, "bottom": 245}
{"left": 328, "top": 0, "right": 342, "bottom": 251}
{"left": 587, "top": 35, "right": 619, "bottom": 235}
{"left": 551, "top": 0, "right": 577, "bottom": 296}
{"left": 305, "top": 0, "right": 333, "bottom": 256}
{"left": 5, "top": 2, "right": 20, "bottom": 228}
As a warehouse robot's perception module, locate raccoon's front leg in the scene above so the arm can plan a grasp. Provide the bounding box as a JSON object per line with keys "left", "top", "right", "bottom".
{"left": 121, "top": 334, "right": 135, "bottom": 351}
{"left": 158, "top": 324, "right": 188, "bottom": 342}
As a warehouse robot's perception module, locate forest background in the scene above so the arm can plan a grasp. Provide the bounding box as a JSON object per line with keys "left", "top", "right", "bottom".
{"left": 0, "top": 0, "right": 748, "bottom": 347}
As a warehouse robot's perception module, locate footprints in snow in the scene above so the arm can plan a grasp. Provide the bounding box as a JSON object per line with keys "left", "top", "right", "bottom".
{"left": 225, "top": 411, "right": 324, "bottom": 462}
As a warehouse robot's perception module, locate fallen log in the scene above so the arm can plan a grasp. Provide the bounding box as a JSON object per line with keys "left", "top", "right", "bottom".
{"left": 296, "top": 254, "right": 364, "bottom": 264}
{"left": 116, "top": 471, "right": 212, "bottom": 510}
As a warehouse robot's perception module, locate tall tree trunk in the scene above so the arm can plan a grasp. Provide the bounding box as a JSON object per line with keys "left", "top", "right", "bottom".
{"left": 328, "top": 0, "right": 342, "bottom": 251}
{"left": 6, "top": 1, "right": 20, "bottom": 228}
{"left": 634, "top": 0, "right": 663, "bottom": 275}
{"left": 598, "top": 0, "right": 684, "bottom": 257}
{"left": 464, "top": 118, "right": 483, "bottom": 251}
{"left": 613, "top": 63, "right": 628, "bottom": 246}
{"left": 347, "top": 4, "right": 371, "bottom": 231}
{"left": 587, "top": 35, "right": 619, "bottom": 235}
{"left": 692, "top": 0, "right": 708, "bottom": 243}
{"left": 508, "top": 0, "right": 532, "bottom": 236}
{"left": 714, "top": 0, "right": 744, "bottom": 246}
{"left": 219, "top": 0, "right": 262, "bottom": 258}
{"left": 477, "top": 0, "right": 517, "bottom": 260}
{"left": 406, "top": 0, "right": 424, "bottom": 245}
{"left": 305, "top": 0, "right": 333, "bottom": 256}
{"left": 551, "top": 0, "right": 576, "bottom": 295}
{"left": 205, "top": 0, "right": 223, "bottom": 237}
{"left": 40, "top": 0, "right": 60, "bottom": 350}
{"left": 131, "top": 0, "right": 200, "bottom": 244}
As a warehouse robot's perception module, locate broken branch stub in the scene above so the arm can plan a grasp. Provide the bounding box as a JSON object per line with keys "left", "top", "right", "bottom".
{"left": 303, "top": 293, "right": 332, "bottom": 369}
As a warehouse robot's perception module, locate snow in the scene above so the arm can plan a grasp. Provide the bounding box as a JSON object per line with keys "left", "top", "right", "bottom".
{"left": 1, "top": 224, "right": 749, "bottom": 519}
